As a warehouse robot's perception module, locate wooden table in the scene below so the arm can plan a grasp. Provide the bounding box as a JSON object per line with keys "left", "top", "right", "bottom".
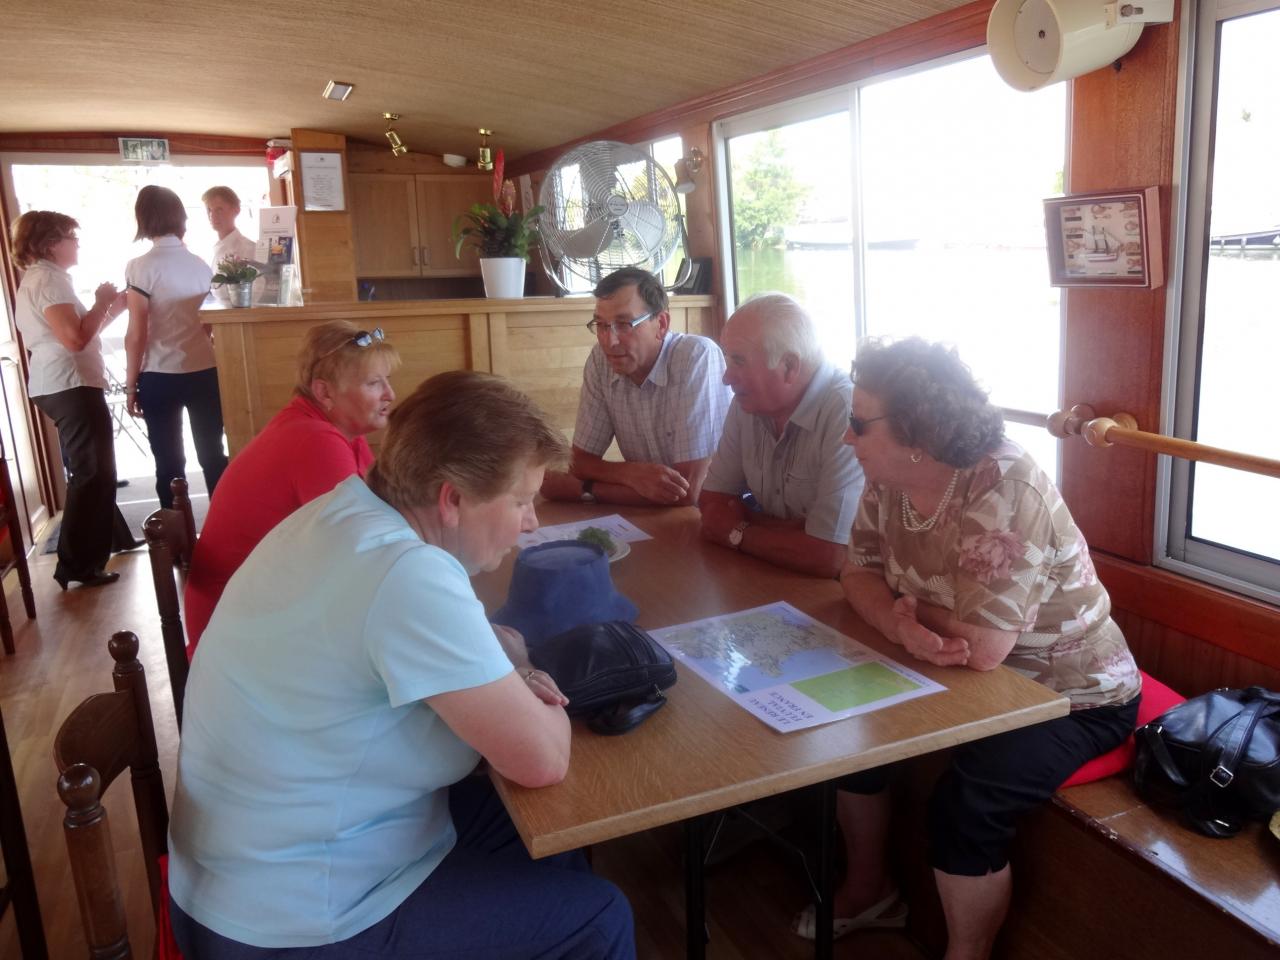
{"left": 472, "top": 503, "right": 1069, "bottom": 959}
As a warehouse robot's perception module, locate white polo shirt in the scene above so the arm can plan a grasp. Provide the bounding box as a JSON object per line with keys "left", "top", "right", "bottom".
{"left": 125, "top": 236, "right": 215, "bottom": 374}
{"left": 14, "top": 260, "right": 106, "bottom": 397}
{"left": 209, "top": 229, "right": 258, "bottom": 306}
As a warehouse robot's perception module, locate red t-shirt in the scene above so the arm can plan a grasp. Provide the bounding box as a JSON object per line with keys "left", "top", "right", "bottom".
{"left": 183, "top": 395, "right": 374, "bottom": 654}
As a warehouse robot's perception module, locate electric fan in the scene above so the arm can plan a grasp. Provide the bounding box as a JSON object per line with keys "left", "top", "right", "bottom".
{"left": 537, "top": 140, "right": 689, "bottom": 291}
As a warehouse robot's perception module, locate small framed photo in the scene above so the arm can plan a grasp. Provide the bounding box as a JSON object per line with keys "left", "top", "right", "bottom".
{"left": 118, "top": 137, "right": 170, "bottom": 164}
{"left": 1043, "top": 187, "right": 1163, "bottom": 289}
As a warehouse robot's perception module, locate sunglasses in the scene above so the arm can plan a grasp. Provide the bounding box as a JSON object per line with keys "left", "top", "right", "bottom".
{"left": 847, "top": 414, "right": 886, "bottom": 436}
{"left": 585, "top": 311, "right": 655, "bottom": 337}
{"left": 320, "top": 327, "right": 384, "bottom": 360}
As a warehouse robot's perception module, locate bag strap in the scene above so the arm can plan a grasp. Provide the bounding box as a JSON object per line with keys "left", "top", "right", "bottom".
{"left": 1136, "top": 722, "right": 1189, "bottom": 789}
{"left": 1200, "top": 694, "right": 1280, "bottom": 789}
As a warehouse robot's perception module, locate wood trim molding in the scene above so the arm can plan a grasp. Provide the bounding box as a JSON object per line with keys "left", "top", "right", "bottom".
{"left": 1094, "top": 552, "right": 1280, "bottom": 671}
{"left": 0, "top": 132, "right": 266, "bottom": 156}
{"left": 509, "top": 0, "right": 992, "bottom": 175}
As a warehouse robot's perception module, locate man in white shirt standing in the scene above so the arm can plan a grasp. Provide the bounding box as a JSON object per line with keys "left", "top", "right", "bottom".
{"left": 540, "top": 267, "right": 732, "bottom": 507}
{"left": 203, "top": 186, "right": 257, "bottom": 306}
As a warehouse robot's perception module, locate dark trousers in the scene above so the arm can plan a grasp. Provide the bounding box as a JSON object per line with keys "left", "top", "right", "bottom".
{"left": 138, "top": 368, "right": 228, "bottom": 507}
{"left": 33, "top": 386, "right": 116, "bottom": 579}
{"left": 170, "top": 777, "right": 636, "bottom": 959}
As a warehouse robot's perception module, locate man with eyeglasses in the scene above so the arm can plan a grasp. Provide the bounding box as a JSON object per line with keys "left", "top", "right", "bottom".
{"left": 699, "top": 293, "right": 864, "bottom": 578}
{"left": 541, "top": 267, "right": 731, "bottom": 507}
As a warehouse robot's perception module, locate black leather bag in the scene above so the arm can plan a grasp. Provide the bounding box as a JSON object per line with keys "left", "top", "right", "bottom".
{"left": 528, "top": 620, "right": 677, "bottom": 736}
{"left": 1133, "top": 686, "right": 1280, "bottom": 838}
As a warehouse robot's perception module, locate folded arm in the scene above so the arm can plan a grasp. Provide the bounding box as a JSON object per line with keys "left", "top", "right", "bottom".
{"left": 542, "top": 446, "right": 709, "bottom": 507}
{"left": 699, "top": 490, "right": 846, "bottom": 578}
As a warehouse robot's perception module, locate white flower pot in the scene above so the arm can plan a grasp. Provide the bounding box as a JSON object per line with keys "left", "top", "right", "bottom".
{"left": 479, "top": 257, "right": 526, "bottom": 299}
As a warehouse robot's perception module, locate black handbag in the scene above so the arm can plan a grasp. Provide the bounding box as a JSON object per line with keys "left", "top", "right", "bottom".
{"left": 528, "top": 620, "right": 677, "bottom": 736}
{"left": 1133, "top": 686, "right": 1280, "bottom": 838}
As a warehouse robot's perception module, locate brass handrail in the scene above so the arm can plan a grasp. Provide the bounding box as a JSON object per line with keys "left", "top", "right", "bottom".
{"left": 1045, "top": 404, "right": 1280, "bottom": 481}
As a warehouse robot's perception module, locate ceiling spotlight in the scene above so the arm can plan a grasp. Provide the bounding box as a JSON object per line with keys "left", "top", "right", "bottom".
{"left": 477, "top": 128, "right": 493, "bottom": 171}
{"left": 383, "top": 113, "right": 408, "bottom": 157}
{"left": 322, "top": 80, "right": 355, "bottom": 101}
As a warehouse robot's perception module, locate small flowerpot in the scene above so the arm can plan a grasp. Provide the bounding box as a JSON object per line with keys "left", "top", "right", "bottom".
{"left": 479, "top": 257, "right": 526, "bottom": 299}
{"left": 229, "top": 281, "right": 254, "bottom": 308}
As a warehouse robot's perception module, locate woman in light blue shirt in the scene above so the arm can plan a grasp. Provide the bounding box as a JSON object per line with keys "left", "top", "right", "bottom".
{"left": 168, "top": 370, "right": 635, "bottom": 959}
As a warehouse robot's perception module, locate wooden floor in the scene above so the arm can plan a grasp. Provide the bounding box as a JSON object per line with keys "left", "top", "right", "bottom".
{"left": 0, "top": 544, "right": 927, "bottom": 960}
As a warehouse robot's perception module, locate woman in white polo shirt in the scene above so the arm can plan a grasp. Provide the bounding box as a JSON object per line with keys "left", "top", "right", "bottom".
{"left": 11, "top": 210, "right": 126, "bottom": 589}
{"left": 124, "top": 185, "right": 228, "bottom": 509}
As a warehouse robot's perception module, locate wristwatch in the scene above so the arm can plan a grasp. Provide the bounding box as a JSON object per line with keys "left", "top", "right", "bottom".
{"left": 580, "top": 479, "right": 597, "bottom": 503}
{"left": 728, "top": 520, "right": 749, "bottom": 550}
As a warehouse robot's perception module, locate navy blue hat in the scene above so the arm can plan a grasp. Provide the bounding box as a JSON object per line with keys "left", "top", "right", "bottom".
{"left": 491, "top": 540, "right": 638, "bottom": 645}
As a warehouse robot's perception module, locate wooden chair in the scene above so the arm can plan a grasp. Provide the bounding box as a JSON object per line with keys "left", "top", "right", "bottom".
{"left": 0, "top": 703, "right": 48, "bottom": 959}
{"left": 54, "top": 630, "right": 168, "bottom": 959}
{"left": 143, "top": 478, "right": 196, "bottom": 730}
{"left": 0, "top": 440, "right": 37, "bottom": 655}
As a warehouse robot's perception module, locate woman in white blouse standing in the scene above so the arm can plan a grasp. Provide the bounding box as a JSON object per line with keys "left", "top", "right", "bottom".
{"left": 124, "top": 185, "right": 228, "bottom": 508}
{"left": 11, "top": 210, "right": 126, "bottom": 589}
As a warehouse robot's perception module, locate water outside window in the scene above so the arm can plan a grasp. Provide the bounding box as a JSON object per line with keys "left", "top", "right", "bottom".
{"left": 7, "top": 161, "right": 269, "bottom": 482}
{"left": 1187, "top": 8, "right": 1280, "bottom": 563}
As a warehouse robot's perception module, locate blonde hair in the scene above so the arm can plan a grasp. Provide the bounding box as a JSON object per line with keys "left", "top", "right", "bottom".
{"left": 295, "top": 321, "right": 401, "bottom": 401}
{"left": 367, "top": 371, "right": 569, "bottom": 511}
{"left": 201, "top": 186, "right": 241, "bottom": 208}
{"left": 11, "top": 211, "right": 77, "bottom": 268}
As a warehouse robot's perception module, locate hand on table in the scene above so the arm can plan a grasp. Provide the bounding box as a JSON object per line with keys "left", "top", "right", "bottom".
{"left": 892, "top": 595, "right": 969, "bottom": 667}
{"left": 619, "top": 462, "right": 689, "bottom": 504}
{"left": 521, "top": 668, "right": 569, "bottom": 707}
{"left": 700, "top": 495, "right": 748, "bottom": 545}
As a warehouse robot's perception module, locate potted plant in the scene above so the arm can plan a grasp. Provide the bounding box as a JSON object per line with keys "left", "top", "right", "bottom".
{"left": 211, "top": 256, "right": 261, "bottom": 308}
{"left": 452, "top": 149, "right": 544, "bottom": 298}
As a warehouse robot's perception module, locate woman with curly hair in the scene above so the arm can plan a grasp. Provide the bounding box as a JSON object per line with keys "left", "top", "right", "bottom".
{"left": 792, "top": 337, "right": 1141, "bottom": 960}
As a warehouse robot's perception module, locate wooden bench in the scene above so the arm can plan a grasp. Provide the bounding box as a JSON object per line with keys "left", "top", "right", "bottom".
{"left": 1001, "top": 774, "right": 1280, "bottom": 960}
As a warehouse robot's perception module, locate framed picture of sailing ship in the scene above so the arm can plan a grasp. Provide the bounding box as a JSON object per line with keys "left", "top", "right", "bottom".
{"left": 1043, "top": 187, "right": 1163, "bottom": 288}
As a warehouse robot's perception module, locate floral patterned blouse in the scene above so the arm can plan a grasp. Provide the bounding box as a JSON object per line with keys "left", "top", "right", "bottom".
{"left": 847, "top": 441, "right": 1141, "bottom": 709}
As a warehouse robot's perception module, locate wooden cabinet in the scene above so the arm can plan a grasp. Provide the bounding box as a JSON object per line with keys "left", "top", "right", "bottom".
{"left": 351, "top": 173, "right": 492, "bottom": 278}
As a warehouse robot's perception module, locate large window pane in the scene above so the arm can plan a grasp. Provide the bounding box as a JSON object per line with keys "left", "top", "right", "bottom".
{"left": 726, "top": 112, "right": 855, "bottom": 365}
{"left": 1185, "top": 7, "right": 1280, "bottom": 563}
{"left": 858, "top": 55, "right": 1065, "bottom": 474}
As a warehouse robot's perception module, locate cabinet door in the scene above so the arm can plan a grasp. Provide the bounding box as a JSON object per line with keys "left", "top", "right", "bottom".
{"left": 351, "top": 174, "right": 421, "bottom": 277}
{"left": 416, "top": 175, "right": 494, "bottom": 276}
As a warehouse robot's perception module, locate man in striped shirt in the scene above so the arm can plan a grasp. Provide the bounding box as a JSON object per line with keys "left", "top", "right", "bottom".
{"left": 541, "top": 267, "right": 731, "bottom": 507}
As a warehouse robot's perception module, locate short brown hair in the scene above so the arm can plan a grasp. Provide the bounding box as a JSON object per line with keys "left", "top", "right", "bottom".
{"left": 852, "top": 337, "right": 1004, "bottom": 468}
{"left": 593, "top": 267, "right": 668, "bottom": 316}
{"left": 295, "top": 320, "right": 401, "bottom": 399}
{"left": 134, "top": 185, "right": 187, "bottom": 241}
{"left": 201, "top": 186, "right": 241, "bottom": 208}
{"left": 10, "top": 210, "right": 77, "bottom": 268}
{"left": 367, "top": 371, "right": 569, "bottom": 511}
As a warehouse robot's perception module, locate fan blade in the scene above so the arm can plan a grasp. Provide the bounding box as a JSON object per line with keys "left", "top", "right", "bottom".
{"left": 618, "top": 201, "right": 666, "bottom": 253}
{"left": 559, "top": 215, "right": 613, "bottom": 260}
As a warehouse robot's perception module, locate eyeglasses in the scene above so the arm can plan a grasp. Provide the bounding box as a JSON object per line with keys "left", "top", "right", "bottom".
{"left": 585, "top": 311, "right": 655, "bottom": 337}
{"left": 319, "top": 327, "right": 384, "bottom": 360}
{"left": 847, "top": 414, "right": 886, "bottom": 436}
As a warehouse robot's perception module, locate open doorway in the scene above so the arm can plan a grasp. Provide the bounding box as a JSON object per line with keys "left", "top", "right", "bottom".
{"left": 3, "top": 155, "right": 269, "bottom": 537}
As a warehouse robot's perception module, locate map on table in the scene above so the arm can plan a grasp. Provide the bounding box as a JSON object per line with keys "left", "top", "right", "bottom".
{"left": 517, "top": 513, "right": 652, "bottom": 549}
{"left": 650, "top": 601, "right": 944, "bottom": 733}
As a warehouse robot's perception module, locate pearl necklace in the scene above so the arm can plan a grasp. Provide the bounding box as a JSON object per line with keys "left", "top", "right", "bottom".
{"left": 900, "top": 469, "right": 959, "bottom": 533}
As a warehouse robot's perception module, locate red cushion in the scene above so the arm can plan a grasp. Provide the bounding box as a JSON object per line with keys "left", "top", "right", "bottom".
{"left": 1059, "top": 671, "right": 1185, "bottom": 788}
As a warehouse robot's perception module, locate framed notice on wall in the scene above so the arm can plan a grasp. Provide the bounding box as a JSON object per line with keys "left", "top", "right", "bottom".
{"left": 1043, "top": 187, "right": 1163, "bottom": 289}
{"left": 299, "top": 151, "right": 346, "bottom": 212}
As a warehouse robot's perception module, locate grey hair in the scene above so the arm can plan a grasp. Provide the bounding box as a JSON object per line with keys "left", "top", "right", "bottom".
{"left": 733, "top": 292, "right": 822, "bottom": 369}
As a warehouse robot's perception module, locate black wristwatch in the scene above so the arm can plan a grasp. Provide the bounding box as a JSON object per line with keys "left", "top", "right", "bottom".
{"left": 580, "top": 479, "right": 597, "bottom": 503}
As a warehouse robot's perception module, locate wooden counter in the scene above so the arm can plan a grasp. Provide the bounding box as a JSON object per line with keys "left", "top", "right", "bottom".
{"left": 202, "top": 296, "right": 716, "bottom": 456}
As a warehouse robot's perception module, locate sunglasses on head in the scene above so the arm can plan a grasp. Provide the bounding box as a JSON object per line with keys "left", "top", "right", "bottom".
{"left": 847, "top": 414, "right": 886, "bottom": 436}
{"left": 318, "top": 328, "right": 384, "bottom": 361}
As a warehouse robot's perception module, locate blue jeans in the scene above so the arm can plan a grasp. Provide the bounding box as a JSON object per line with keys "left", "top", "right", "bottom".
{"left": 137, "top": 368, "right": 228, "bottom": 507}
{"left": 169, "top": 777, "right": 635, "bottom": 959}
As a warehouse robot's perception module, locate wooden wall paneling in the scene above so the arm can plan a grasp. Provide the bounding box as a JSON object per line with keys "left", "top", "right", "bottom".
{"left": 467, "top": 313, "right": 492, "bottom": 373}
{"left": 487, "top": 313, "right": 510, "bottom": 377}
{"left": 211, "top": 324, "right": 256, "bottom": 457}
{"left": 1061, "top": 20, "right": 1181, "bottom": 563}
{"left": 677, "top": 122, "right": 725, "bottom": 338}
{"left": 288, "top": 129, "right": 358, "bottom": 304}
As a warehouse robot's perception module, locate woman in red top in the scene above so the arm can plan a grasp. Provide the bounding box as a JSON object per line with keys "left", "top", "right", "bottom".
{"left": 183, "top": 320, "right": 400, "bottom": 653}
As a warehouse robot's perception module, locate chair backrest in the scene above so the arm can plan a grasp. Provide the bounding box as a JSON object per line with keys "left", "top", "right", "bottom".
{"left": 54, "top": 630, "right": 168, "bottom": 959}
{"left": 143, "top": 478, "right": 196, "bottom": 729}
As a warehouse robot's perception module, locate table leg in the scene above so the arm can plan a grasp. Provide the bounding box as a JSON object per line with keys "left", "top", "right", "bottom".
{"left": 815, "top": 780, "right": 836, "bottom": 960}
{"left": 684, "top": 814, "right": 709, "bottom": 960}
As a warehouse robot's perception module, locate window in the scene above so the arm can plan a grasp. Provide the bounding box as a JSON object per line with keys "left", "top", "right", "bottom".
{"left": 1164, "top": 0, "right": 1280, "bottom": 602}
{"left": 717, "top": 54, "right": 1066, "bottom": 475}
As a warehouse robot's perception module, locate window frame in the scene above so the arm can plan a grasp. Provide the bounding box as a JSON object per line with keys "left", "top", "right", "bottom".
{"left": 1158, "top": 0, "right": 1280, "bottom": 605}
